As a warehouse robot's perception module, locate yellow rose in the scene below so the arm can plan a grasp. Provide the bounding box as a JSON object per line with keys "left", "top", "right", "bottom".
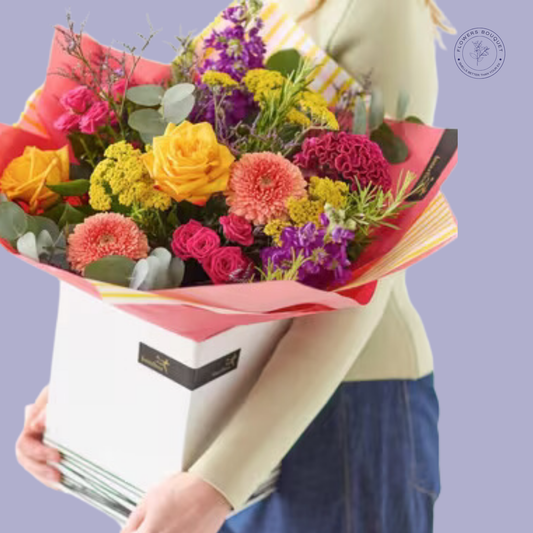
{"left": 141, "top": 121, "right": 235, "bottom": 205}
{"left": 1, "top": 145, "right": 70, "bottom": 213}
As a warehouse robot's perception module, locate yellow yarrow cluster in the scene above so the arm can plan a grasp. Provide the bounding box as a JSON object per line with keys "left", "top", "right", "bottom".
{"left": 298, "top": 91, "right": 339, "bottom": 130}
{"left": 287, "top": 108, "right": 312, "bottom": 128}
{"left": 264, "top": 219, "right": 292, "bottom": 245}
{"left": 201, "top": 70, "right": 239, "bottom": 88}
{"left": 264, "top": 177, "right": 349, "bottom": 246}
{"left": 308, "top": 176, "right": 348, "bottom": 209}
{"left": 243, "top": 69, "right": 285, "bottom": 103}
{"left": 89, "top": 142, "right": 171, "bottom": 212}
{"left": 287, "top": 197, "right": 324, "bottom": 226}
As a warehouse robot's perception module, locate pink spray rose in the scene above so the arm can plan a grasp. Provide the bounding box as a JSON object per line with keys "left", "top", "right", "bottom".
{"left": 60, "top": 86, "right": 96, "bottom": 114}
{"left": 220, "top": 214, "right": 254, "bottom": 247}
{"left": 79, "top": 101, "right": 112, "bottom": 134}
{"left": 171, "top": 220, "right": 203, "bottom": 260}
{"left": 187, "top": 227, "right": 221, "bottom": 262}
{"left": 54, "top": 112, "right": 81, "bottom": 133}
{"left": 203, "top": 247, "right": 253, "bottom": 284}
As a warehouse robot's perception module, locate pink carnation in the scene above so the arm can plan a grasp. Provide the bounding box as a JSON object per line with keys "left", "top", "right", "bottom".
{"left": 60, "top": 86, "right": 96, "bottom": 114}
{"left": 67, "top": 213, "right": 149, "bottom": 273}
{"left": 293, "top": 132, "right": 392, "bottom": 191}
{"left": 79, "top": 101, "right": 112, "bottom": 134}
{"left": 220, "top": 214, "right": 254, "bottom": 247}
{"left": 187, "top": 227, "right": 221, "bottom": 262}
{"left": 54, "top": 112, "right": 81, "bottom": 133}
{"left": 171, "top": 220, "right": 203, "bottom": 260}
{"left": 226, "top": 152, "right": 307, "bottom": 225}
{"left": 203, "top": 247, "right": 253, "bottom": 284}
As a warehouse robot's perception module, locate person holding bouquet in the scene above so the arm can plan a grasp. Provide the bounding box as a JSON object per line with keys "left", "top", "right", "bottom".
{"left": 15, "top": 0, "right": 456, "bottom": 532}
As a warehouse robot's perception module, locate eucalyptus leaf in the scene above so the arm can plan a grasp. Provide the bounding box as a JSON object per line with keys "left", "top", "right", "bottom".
{"left": 37, "top": 230, "right": 55, "bottom": 257}
{"left": 396, "top": 89, "right": 410, "bottom": 120}
{"left": 0, "top": 193, "right": 8, "bottom": 203}
{"left": 352, "top": 97, "right": 368, "bottom": 135}
{"left": 84, "top": 256, "right": 137, "bottom": 287}
{"left": 17, "top": 232, "right": 39, "bottom": 261}
{"left": 266, "top": 49, "right": 302, "bottom": 77}
{"left": 30, "top": 217, "right": 61, "bottom": 241}
{"left": 162, "top": 83, "right": 195, "bottom": 106}
{"left": 130, "top": 259, "right": 150, "bottom": 290}
{"left": 140, "top": 131, "right": 156, "bottom": 145}
{"left": 369, "top": 88, "right": 385, "bottom": 131}
{"left": 48, "top": 250, "right": 70, "bottom": 270}
{"left": 47, "top": 179, "right": 90, "bottom": 197}
{"left": 370, "top": 122, "right": 409, "bottom": 164}
{"left": 128, "top": 109, "right": 168, "bottom": 135}
{"left": 405, "top": 115, "right": 425, "bottom": 125}
{"left": 0, "top": 202, "right": 28, "bottom": 241}
{"left": 162, "top": 93, "right": 195, "bottom": 125}
{"left": 126, "top": 84, "right": 165, "bottom": 106}
{"left": 169, "top": 257, "right": 186, "bottom": 288}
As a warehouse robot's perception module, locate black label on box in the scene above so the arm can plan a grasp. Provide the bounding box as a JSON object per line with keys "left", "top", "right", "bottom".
{"left": 407, "top": 128, "right": 458, "bottom": 202}
{"left": 138, "top": 343, "right": 240, "bottom": 391}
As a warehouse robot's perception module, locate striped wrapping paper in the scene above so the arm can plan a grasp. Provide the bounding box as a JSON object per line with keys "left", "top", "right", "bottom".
{"left": 9, "top": 0, "right": 458, "bottom": 324}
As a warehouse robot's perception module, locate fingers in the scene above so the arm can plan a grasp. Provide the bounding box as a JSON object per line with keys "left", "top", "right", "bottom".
{"left": 17, "top": 454, "right": 62, "bottom": 488}
{"left": 120, "top": 503, "right": 146, "bottom": 533}
{"left": 16, "top": 431, "right": 60, "bottom": 465}
{"left": 30, "top": 409, "right": 47, "bottom": 433}
{"left": 34, "top": 385, "right": 50, "bottom": 411}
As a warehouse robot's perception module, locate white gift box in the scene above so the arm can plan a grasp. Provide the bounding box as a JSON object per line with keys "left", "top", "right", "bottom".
{"left": 44, "top": 281, "right": 291, "bottom": 524}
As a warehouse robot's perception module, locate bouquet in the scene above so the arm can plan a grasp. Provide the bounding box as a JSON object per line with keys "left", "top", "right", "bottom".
{"left": 0, "top": 0, "right": 458, "bottom": 524}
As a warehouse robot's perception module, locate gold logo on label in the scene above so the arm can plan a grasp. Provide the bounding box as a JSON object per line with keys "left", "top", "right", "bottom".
{"left": 140, "top": 354, "right": 171, "bottom": 375}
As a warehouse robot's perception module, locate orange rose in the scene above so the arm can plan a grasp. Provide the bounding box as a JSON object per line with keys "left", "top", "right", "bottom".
{"left": 0, "top": 146, "right": 70, "bottom": 213}
{"left": 141, "top": 121, "right": 235, "bottom": 205}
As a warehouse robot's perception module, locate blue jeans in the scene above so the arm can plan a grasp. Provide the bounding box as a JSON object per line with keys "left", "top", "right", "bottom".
{"left": 220, "top": 374, "right": 440, "bottom": 533}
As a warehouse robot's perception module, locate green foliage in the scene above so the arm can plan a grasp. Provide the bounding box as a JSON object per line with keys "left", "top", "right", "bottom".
{"left": 266, "top": 49, "right": 303, "bottom": 78}
{"left": 370, "top": 122, "right": 409, "bottom": 164}
{"left": 128, "top": 83, "right": 196, "bottom": 142}
{"left": 47, "top": 179, "right": 90, "bottom": 197}
{"left": 26, "top": 216, "right": 61, "bottom": 241}
{"left": 130, "top": 248, "right": 185, "bottom": 290}
{"left": 0, "top": 202, "right": 28, "bottom": 241}
{"left": 126, "top": 84, "right": 165, "bottom": 106}
{"left": 396, "top": 89, "right": 410, "bottom": 120}
{"left": 128, "top": 109, "right": 167, "bottom": 135}
{"left": 257, "top": 250, "right": 309, "bottom": 282}
{"left": 84, "top": 256, "right": 137, "bottom": 286}
{"left": 352, "top": 96, "right": 368, "bottom": 135}
{"left": 405, "top": 116, "right": 425, "bottom": 125}
{"left": 368, "top": 88, "right": 385, "bottom": 130}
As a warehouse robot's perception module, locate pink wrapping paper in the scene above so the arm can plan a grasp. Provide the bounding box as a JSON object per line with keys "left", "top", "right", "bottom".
{"left": 0, "top": 25, "right": 457, "bottom": 342}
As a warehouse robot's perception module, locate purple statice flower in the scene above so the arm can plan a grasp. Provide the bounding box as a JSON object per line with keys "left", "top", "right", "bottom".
{"left": 261, "top": 222, "right": 355, "bottom": 289}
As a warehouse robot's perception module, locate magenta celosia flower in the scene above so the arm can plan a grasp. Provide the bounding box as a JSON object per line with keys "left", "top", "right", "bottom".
{"left": 226, "top": 153, "right": 307, "bottom": 225}
{"left": 54, "top": 112, "right": 81, "bottom": 133}
{"left": 67, "top": 213, "right": 149, "bottom": 273}
{"left": 79, "top": 101, "right": 113, "bottom": 135}
{"left": 60, "top": 86, "right": 96, "bottom": 114}
{"left": 294, "top": 132, "right": 392, "bottom": 191}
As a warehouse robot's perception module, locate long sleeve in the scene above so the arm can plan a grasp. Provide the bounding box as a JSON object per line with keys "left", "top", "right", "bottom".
{"left": 189, "top": 273, "right": 398, "bottom": 510}
{"left": 189, "top": 0, "right": 442, "bottom": 511}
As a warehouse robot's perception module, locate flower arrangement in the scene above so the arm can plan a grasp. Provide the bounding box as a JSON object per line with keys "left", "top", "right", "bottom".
{"left": 0, "top": 0, "right": 453, "bottom": 295}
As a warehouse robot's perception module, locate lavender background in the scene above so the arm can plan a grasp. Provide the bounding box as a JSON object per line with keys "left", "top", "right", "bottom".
{"left": 0, "top": 1, "right": 530, "bottom": 531}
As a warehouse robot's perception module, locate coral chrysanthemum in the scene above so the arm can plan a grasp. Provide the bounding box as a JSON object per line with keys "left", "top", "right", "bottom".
{"left": 294, "top": 132, "right": 391, "bottom": 191}
{"left": 226, "top": 152, "right": 307, "bottom": 225}
{"left": 67, "top": 213, "right": 149, "bottom": 273}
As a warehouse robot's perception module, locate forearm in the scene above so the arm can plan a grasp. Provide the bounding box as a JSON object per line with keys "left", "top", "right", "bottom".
{"left": 189, "top": 274, "right": 397, "bottom": 510}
